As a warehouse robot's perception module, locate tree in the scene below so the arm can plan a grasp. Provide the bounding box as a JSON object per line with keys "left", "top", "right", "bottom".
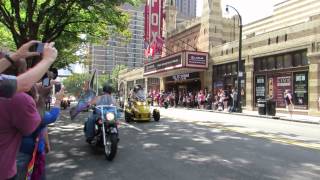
{"left": 111, "top": 64, "right": 127, "bottom": 92}
{"left": 62, "top": 73, "right": 90, "bottom": 96}
{"left": 0, "top": 0, "right": 142, "bottom": 68}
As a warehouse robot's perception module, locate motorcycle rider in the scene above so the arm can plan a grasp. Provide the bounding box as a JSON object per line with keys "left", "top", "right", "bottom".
{"left": 84, "top": 83, "right": 116, "bottom": 143}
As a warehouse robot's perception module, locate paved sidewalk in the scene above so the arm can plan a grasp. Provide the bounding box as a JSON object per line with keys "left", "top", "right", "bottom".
{"left": 156, "top": 106, "right": 320, "bottom": 124}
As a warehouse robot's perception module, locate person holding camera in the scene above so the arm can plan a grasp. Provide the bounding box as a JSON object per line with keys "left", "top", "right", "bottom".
{"left": 0, "top": 41, "right": 57, "bottom": 180}
{"left": 0, "top": 41, "right": 57, "bottom": 98}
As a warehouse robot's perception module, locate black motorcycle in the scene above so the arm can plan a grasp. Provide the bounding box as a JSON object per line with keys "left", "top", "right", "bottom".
{"left": 60, "top": 97, "right": 69, "bottom": 109}
{"left": 88, "top": 105, "right": 119, "bottom": 161}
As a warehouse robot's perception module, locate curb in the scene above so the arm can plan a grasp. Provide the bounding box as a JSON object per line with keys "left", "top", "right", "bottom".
{"left": 158, "top": 107, "right": 320, "bottom": 125}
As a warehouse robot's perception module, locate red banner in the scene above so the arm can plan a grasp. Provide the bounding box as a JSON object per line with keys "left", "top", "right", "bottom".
{"left": 144, "top": 0, "right": 164, "bottom": 59}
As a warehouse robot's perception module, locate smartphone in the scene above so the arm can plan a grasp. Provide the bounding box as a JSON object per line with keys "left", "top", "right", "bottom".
{"left": 42, "top": 77, "right": 50, "bottom": 87}
{"left": 55, "top": 83, "right": 61, "bottom": 93}
{"left": 36, "top": 43, "right": 45, "bottom": 53}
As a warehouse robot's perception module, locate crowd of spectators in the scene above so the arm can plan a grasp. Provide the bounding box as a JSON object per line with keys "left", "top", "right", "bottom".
{"left": 148, "top": 88, "right": 239, "bottom": 112}
{"left": 0, "top": 41, "right": 62, "bottom": 180}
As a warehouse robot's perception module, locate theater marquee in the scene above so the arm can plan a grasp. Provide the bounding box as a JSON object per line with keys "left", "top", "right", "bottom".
{"left": 144, "top": 51, "right": 208, "bottom": 76}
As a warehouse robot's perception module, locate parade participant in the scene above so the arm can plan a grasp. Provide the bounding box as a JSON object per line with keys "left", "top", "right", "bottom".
{"left": 84, "top": 83, "right": 116, "bottom": 142}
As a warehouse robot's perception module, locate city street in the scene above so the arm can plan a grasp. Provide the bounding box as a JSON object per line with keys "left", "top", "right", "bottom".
{"left": 46, "top": 108, "right": 320, "bottom": 180}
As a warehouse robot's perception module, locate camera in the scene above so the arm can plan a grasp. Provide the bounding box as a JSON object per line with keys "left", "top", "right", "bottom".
{"left": 35, "top": 43, "right": 45, "bottom": 53}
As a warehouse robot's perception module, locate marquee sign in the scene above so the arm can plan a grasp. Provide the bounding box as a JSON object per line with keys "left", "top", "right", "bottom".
{"left": 144, "top": 53, "right": 182, "bottom": 74}
{"left": 185, "top": 51, "right": 208, "bottom": 68}
{"left": 144, "top": 51, "right": 208, "bottom": 76}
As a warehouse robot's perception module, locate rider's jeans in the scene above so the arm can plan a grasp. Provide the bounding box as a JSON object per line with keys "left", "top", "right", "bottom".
{"left": 85, "top": 114, "right": 98, "bottom": 139}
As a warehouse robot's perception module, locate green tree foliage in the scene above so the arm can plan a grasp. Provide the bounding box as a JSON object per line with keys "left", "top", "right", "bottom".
{"left": 62, "top": 73, "right": 90, "bottom": 96}
{"left": 111, "top": 64, "right": 127, "bottom": 91}
{"left": 0, "top": 0, "right": 142, "bottom": 68}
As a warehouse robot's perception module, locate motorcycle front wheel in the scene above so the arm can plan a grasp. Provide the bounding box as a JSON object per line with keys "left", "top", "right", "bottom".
{"left": 104, "top": 133, "right": 118, "bottom": 161}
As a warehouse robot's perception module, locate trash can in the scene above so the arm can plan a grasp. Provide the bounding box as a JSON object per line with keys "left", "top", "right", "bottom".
{"left": 266, "top": 99, "right": 276, "bottom": 116}
{"left": 257, "top": 99, "right": 266, "bottom": 115}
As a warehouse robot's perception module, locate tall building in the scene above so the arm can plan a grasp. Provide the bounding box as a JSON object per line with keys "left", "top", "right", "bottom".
{"left": 175, "top": 0, "right": 197, "bottom": 19}
{"left": 90, "top": 3, "right": 145, "bottom": 75}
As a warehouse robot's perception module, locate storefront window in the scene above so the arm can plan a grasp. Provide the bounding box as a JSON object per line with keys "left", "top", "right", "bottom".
{"left": 293, "top": 72, "right": 308, "bottom": 109}
{"left": 301, "top": 51, "right": 308, "bottom": 66}
{"left": 261, "top": 58, "right": 267, "bottom": 70}
{"left": 267, "top": 56, "right": 275, "bottom": 70}
{"left": 293, "top": 52, "right": 302, "bottom": 66}
{"left": 255, "top": 75, "right": 266, "bottom": 104}
{"left": 284, "top": 54, "right": 293, "bottom": 68}
{"left": 254, "top": 59, "right": 260, "bottom": 71}
{"left": 276, "top": 55, "right": 284, "bottom": 69}
{"left": 226, "top": 64, "right": 232, "bottom": 75}
{"left": 232, "top": 63, "right": 237, "bottom": 75}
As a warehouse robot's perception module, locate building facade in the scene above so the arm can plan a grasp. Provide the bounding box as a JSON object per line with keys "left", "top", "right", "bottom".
{"left": 90, "top": 3, "right": 145, "bottom": 75}
{"left": 175, "top": 0, "right": 197, "bottom": 19}
{"left": 119, "top": 0, "right": 320, "bottom": 116}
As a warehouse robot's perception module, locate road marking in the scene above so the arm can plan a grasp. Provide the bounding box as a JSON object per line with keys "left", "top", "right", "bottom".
{"left": 162, "top": 115, "right": 320, "bottom": 151}
{"left": 120, "top": 122, "right": 143, "bottom": 132}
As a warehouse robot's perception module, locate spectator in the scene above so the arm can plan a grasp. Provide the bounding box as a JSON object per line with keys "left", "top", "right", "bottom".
{"left": 284, "top": 89, "right": 294, "bottom": 119}
{"left": 0, "top": 42, "right": 57, "bottom": 180}
{"left": 17, "top": 85, "right": 63, "bottom": 179}
{"left": 0, "top": 41, "right": 58, "bottom": 98}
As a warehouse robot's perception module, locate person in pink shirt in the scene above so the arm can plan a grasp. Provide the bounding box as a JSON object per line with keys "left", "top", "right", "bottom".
{"left": 0, "top": 42, "right": 57, "bottom": 180}
{"left": 0, "top": 92, "right": 41, "bottom": 179}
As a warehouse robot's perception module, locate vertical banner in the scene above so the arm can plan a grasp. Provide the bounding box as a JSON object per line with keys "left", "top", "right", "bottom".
{"left": 144, "top": 0, "right": 164, "bottom": 60}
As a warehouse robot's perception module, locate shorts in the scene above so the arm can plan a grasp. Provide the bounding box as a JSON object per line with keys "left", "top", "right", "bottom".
{"left": 287, "top": 104, "right": 294, "bottom": 112}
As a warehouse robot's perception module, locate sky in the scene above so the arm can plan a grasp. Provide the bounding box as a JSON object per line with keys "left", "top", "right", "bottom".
{"left": 197, "top": 0, "right": 286, "bottom": 24}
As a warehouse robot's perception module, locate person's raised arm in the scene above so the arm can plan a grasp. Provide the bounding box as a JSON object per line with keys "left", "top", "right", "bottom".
{"left": 16, "top": 42, "right": 57, "bottom": 92}
{"left": 0, "top": 40, "right": 40, "bottom": 73}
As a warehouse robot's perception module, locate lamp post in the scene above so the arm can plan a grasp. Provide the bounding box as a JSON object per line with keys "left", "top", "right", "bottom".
{"left": 226, "top": 5, "right": 242, "bottom": 113}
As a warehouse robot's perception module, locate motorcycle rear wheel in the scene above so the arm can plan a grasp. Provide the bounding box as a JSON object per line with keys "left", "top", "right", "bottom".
{"left": 104, "top": 134, "right": 118, "bottom": 161}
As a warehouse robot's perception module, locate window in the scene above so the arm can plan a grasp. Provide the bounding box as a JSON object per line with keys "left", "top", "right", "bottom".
{"left": 276, "top": 36, "right": 279, "bottom": 43}
{"left": 232, "top": 48, "right": 234, "bottom": 53}
{"left": 261, "top": 58, "right": 267, "bottom": 70}
{"left": 284, "top": 54, "right": 293, "bottom": 68}
{"left": 267, "top": 56, "right": 275, "bottom": 69}
{"left": 226, "top": 64, "right": 232, "bottom": 74}
{"left": 268, "top": 38, "right": 271, "bottom": 45}
{"left": 301, "top": 51, "right": 308, "bottom": 65}
{"left": 293, "top": 53, "right": 302, "bottom": 66}
{"left": 232, "top": 63, "right": 237, "bottom": 75}
{"left": 285, "top": 34, "right": 288, "bottom": 41}
{"left": 254, "top": 59, "right": 261, "bottom": 71}
{"left": 276, "top": 55, "right": 284, "bottom": 69}
{"left": 226, "top": 49, "right": 228, "bottom": 55}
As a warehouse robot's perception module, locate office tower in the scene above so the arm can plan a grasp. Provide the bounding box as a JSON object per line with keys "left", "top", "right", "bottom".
{"left": 90, "top": 3, "right": 145, "bottom": 75}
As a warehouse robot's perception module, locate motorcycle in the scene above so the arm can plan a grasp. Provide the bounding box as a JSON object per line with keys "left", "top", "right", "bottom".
{"left": 60, "top": 97, "right": 69, "bottom": 109}
{"left": 88, "top": 105, "right": 119, "bottom": 161}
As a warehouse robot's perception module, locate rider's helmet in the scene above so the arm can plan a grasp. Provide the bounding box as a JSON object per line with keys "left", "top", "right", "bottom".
{"left": 103, "top": 83, "right": 113, "bottom": 94}
{"left": 133, "top": 84, "right": 142, "bottom": 93}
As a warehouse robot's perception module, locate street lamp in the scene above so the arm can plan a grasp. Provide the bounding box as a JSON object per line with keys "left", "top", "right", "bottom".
{"left": 226, "top": 5, "right": 242, "bottom": 113}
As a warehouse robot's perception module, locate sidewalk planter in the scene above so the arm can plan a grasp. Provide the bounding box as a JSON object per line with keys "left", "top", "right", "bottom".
{"left": 257, "top": 99, "right": 266, "bottom": 115}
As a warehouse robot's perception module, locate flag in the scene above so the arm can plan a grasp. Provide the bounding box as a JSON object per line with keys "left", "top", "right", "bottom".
{"left": 69, "top": 70, "right": 96, "bottom": 120}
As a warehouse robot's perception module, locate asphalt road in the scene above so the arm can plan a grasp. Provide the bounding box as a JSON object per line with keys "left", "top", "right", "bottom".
{"left": 46, "top": 109, "right": 320, "bottom": 180}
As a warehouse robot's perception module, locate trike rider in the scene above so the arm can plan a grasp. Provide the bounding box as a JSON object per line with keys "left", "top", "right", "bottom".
{"left": 84, "top": 83, "right": 116, "bottom": 143}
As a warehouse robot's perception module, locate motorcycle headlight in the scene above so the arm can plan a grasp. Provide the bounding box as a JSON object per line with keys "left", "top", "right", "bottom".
{"left": 106, "top": 113, "right": 115, "bottom": 121}
{"left": 63, "top": 97, "right": 68, "bottom": 101}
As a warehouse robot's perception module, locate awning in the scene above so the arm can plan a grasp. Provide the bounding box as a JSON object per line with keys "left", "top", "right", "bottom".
{"left": 143, "top": 50, "right": 209, "bottom": 78}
